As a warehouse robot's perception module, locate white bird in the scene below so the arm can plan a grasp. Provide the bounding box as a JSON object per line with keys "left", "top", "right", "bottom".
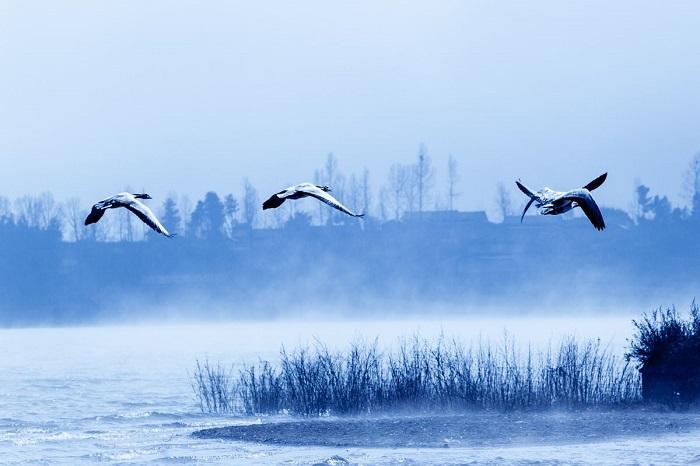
{"left": 262, "top": 183, "right": 364, "bottom": 218}
{"left": 84, "top": 192, "right": 174, "bottom": 237}
{"left": 515, "top": 173, "right": 608, "bottom": 231}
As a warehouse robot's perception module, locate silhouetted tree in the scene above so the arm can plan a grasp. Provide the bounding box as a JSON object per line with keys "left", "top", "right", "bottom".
{"left": 635, "top": 184, "right": 684, "bottom": 223}
{"left": 242, "top": 179, "right": 258, "bottom": 227}
{"left": 415, "top": 143, "right": 433, "bottom": 213}
{"left": 179, "top": 195, "right": 193, "bottom": 236}
{"left": 14, "top": 192, "right": 61, "bottom": 230}
{"left": 385, "top": 163, "right": 412, "bottom": 220}
{"left": 346, "top": 173, "right": 362, "bottom": 215}
{"left": 161, "top": 197, "right": 182, "bottom": 236}
{"left": 190, "top": 192, "right": 225, "bottom": 239}
{"left": 635, "top": 184, "right": 653, "bottom": 221}
{"left": 62, "top": 197, "right": 85, "bottom": 242}
{"left": 319, "top": 153, "right": 348, "bottom": 224}
{"left": 362, "top": 168, "right": 372, "bottom": 218}
{"left": 118, "top": 208, "right": 135, "bottom": 242}
{"left": 447, "top": 155, "right": 460, "bottom": 211}
{"left": 684, "top": 153, "right": 700, "bottom": 220}
{"left": 495, "top": 182, "right": 512, "bottom": 221}
{"left": 223, "top": 194, "right": 239, "bottom": 237}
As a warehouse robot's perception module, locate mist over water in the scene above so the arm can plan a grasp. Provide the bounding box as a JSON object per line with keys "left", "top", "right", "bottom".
{"left": 0, "top": 317, "right": 641, "bottom": 465}
{"left": 4, "top": 317, "right": 700, "bottom": 465}
{"left": 3, "top": 1, "right": 700, "bottom": 463}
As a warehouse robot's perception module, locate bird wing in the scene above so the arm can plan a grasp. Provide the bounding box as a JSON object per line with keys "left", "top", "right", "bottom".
{"left": 84, "top": 205, "right": 106, "bottom": 225}
{"left": 515, "top": 180, "right": 538, "bottom": 223}
{"left": 125, "top": 200, "right": 174, "bottom": 237}
{"left": 516, "top": 180, "right": 536, "bottom": 198}
{"left": 302, "top": 186, "right": 364, "bottom": 217}
{"left": 520, "top": 198, "right": 535, "bottom": 223}
{"left": 582, "top": 172, "right": 607, "bottom": 192}
{"left": 262, "top": 192, "right": 287, "bottom": 210}
{"left": 562, "top": 189, "right": 606, "bottom": 231}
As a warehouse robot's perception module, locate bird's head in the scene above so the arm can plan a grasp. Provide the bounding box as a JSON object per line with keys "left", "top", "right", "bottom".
{"left": 135, "top": 193, "right": 152, "bottom": 200}
{"left": 318, "top": 185, "right": 331, "bottom": 192}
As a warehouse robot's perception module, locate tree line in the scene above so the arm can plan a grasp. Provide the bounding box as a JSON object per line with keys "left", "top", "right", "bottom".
{"left": 2, "top": 148, "right": 700, "bottom": 243}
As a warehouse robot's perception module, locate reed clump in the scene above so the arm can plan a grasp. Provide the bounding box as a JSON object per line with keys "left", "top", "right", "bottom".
{"left": 194, "top": 335, "right": 640, "bottom": 416}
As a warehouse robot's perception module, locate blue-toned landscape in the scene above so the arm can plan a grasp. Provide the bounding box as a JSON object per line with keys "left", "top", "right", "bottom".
{"left": 1, "top": 173, "right": 699, "bottom": 324}
{"left": 4, "top": 1, "right": 700, "bottom": 465}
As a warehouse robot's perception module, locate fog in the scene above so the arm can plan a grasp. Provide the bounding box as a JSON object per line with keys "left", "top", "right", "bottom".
{"left": 4, "top": 3, "right": 700, "bottom": 464}
{"left": 0, "top": 191, "right": 698, "bottom": 326}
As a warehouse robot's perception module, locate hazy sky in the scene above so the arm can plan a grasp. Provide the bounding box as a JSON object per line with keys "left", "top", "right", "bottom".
{"left": 1, "top": 1, "right": 700, "bottom": 213}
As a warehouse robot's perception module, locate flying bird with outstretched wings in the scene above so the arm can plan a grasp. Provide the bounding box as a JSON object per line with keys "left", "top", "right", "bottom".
{"left": 84, "top": 192, "right": 174, "bottom": 237}
{"left": 515, "top": 173, "right": 607, "bottom": 230}
{"left": 262, "top": 183, "right": 364, "bottom": 218}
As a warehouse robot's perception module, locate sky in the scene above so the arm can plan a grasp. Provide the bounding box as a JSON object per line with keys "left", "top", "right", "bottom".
{"left": 1, "top": 1, "right": 700, "bottom": 214}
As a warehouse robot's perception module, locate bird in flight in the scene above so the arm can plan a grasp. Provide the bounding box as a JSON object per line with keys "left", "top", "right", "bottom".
{"left": 262, "top": 183, "right": 364, "bottom": 218}
{"left": 84, "top": 192, "right": 174, "bottom": 237}
{"left": 515, "top": 173, "right": 607, "bottom": 230}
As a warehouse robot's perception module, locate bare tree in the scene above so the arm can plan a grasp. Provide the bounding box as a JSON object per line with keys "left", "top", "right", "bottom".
{"left": 447, "top": 155, "right": 460, "bottom": 211}
{"left": 118, "top": 209, "right": 135, "bottom": 242}
{"left": 386, "top": 163, "right": 412, "bottom": 220}
{"left": 14, "top": 196, "right": 39, "bottom": 228}
{"left": 63, "top": 197, "right": 85, "bottom": 242}
{"left": 37, "top": 192, "right": 61, "bottom": 229}
{"left": 684, "top": 152, "right": 700, "bottom": 219}
{"left": 362, "top": 168, "right": 371, "bottom": 217}
{"left": 14, "top": 192, "right": 61, "bottom": 230}
{"left": 325, "top": 152, "right": 338, "bottom": 188}
{"left": 330, "top": 173, "right": 347, "bottom": 224}
{"left": 322, "top": 153, "right": 348, "bottom": 224}
{"left": 242, "top": 178, "right": 259, "bottom": 227}
{"left": 402, "top": 165, "right": 417, "bottom": 214}
{"left": 415, "top": 143, "right": 434, "bottom": 212}
{"left": 179, "top": 195, "right": 193, "bottom": 237}
{"left": 313, "top": 153, "right": 350, "bottom": 225}
{"left": 223, "top": 194, "right": 239, "bottom": 238}
{"left": 346, "top": 173, "right": 362, "bottom": 215}
{"left": 0, "top": 196, "right": 11, "bottom": 222}
{"left": 313, "top": 168, "right": 325, "bottom": 225}
{"left": 495, "top": 182, "right": 513, "bottom": 221}
{"left": 378, "top": 187, "right": 388, "bottom": 222}
{"left": 160, "top": 196, "right": 182, "bottom": 237}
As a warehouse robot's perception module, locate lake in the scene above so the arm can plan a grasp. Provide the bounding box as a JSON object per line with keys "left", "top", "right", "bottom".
{"left": 2, "top": 316, "right": 698, "bottom": 465}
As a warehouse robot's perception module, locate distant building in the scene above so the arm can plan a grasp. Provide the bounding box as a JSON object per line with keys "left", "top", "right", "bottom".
{"left": 402, "top": 210, "right": 489, "bottom": 225}
{"left": 599, "top": 208, "right": 634, "bottom": 228}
